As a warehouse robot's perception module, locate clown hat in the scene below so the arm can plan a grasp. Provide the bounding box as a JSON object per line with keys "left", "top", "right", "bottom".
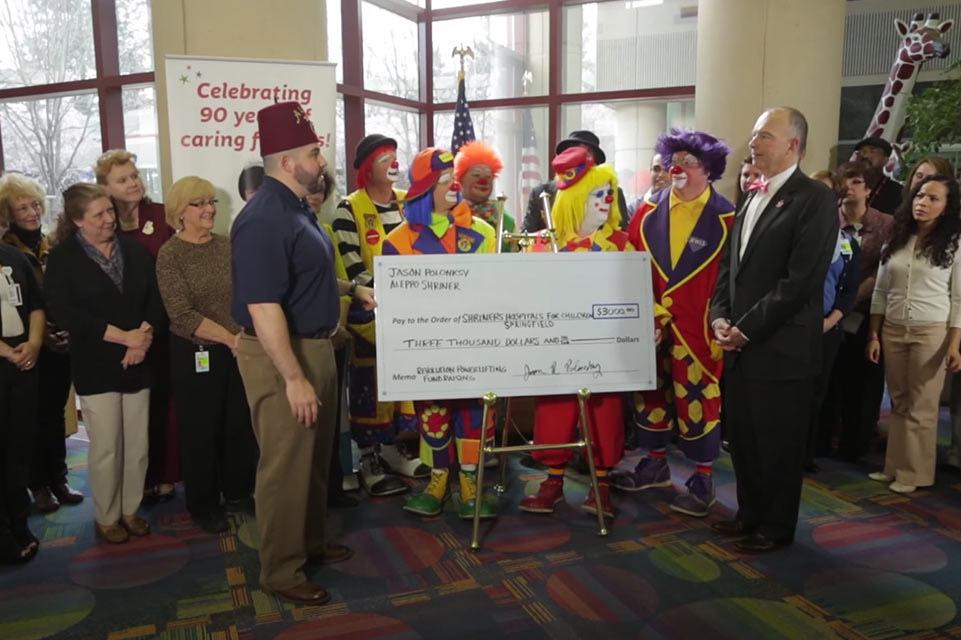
{"left": 406, "top": 147, "right": 454, "bottom": 201}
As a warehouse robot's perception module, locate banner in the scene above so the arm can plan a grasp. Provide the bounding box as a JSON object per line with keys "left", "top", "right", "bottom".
{"left": 374, "top": 252, "right": 657, "bottom": 401}
{"left": 164, "top": 55, "right": 336, "bottom": 232}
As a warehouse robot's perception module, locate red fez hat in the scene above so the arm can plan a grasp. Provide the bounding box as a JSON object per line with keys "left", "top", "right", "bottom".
{"left": 552, "top": 146, "right": 595, "bottom": 190}
{"left": 405, "top": 147, "right": 455, "bottom": 202}
{"left": 257, "top": 101, "right": 319, "bottom": 157}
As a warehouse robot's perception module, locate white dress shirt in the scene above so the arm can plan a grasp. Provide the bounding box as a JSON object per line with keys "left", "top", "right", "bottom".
{"left": 739, "top": 163, "right": 798, "bottom": 260}
{"left": 871, "top": 236, "right": 961, "bottom": 328}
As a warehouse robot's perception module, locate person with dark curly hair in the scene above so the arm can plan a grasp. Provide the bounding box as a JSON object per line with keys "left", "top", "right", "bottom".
{"left": 867, "top": 175, "right": 961, "bottom": 494}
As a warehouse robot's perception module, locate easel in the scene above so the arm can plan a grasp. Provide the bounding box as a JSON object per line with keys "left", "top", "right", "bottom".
{"left": 469, "top": 192, "right": 610, "bottom": 550}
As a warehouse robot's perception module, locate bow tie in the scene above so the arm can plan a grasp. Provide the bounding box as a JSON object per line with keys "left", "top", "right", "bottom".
{"left": 746, "top": 179, "right": 769, "bottom": 194}
{"left": 565, "top": 237, "right": 595, "bottom": 251}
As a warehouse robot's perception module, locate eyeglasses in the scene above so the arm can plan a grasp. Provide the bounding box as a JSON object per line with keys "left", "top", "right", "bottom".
{"left": 187, "top": 198, "right": 218, "bottom": 208}
{"left": 670, "top": 156, "right": 702, "bottom": 169}
{"left": 13, "top": 200, "right": 43, "bottom": 214}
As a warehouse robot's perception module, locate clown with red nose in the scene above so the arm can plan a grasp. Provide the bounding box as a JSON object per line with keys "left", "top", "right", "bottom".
{"left": 382, "top": 147, "right": 499, "bottom": 520}
{"left": 453, "top": 141, "right": 516, "bottom": 247}
{"left": 332, "top": 134, "right": 425, "bottom": 499}
{"left": 519, "top": 147, "right": 634, "bottom": 521}
{"left": 621, "top": 129, "right": 735, "bottom": 517}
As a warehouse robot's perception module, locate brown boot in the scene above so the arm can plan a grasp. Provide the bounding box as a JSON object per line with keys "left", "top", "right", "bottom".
{"left": 121, "top": 514, "right": 150, "bottom": 537}
{"left": 96, "top": 522, "right": 129, "bottom": 544}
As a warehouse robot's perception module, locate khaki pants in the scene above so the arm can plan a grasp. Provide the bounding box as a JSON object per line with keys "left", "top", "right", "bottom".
{"left": 79, "top": 389, "right": 151, "bottom": 525}
{"left": 881, "top": 321, "right": 948, "bottom": 487}
{"left": 236, "top": 335, "right": 336, "bottom": 591}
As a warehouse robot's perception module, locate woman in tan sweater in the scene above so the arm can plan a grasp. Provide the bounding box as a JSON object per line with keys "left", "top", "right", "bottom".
{"left": 156, "top": 177, "right": 257, "bottom": 533}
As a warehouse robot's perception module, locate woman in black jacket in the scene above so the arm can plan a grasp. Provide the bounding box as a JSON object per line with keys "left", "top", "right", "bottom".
{"left": 45, "top": 184, "right": 164, "bottom": 544}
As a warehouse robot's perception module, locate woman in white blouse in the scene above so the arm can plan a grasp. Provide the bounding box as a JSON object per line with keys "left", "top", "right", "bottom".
{"left": 867, "top": 175, "right": 961, "bottom": 493}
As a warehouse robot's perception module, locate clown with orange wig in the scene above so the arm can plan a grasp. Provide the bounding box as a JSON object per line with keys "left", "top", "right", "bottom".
{"left": 519, "top": 147, "right": 634, "bottom": 520}
{"left": 331, "top": 134, "right": 425, "bottom": 498}
{"left": 453, "top": 141, "right": 515, "bottom": 244}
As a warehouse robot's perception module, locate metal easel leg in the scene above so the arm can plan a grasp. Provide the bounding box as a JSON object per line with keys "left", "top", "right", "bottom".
{"left": 576, "top": 388, "right": 609, "bottom": 537}
{"left": 471, "top": 392, "right": 498, "bottom": 550}
{"left": 493, "top": 397, "right": 513, "bottom": 493}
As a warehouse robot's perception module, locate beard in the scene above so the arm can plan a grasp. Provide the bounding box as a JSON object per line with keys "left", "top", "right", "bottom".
{"left": 294, "top": 162, "right": 323, "bottom": 194}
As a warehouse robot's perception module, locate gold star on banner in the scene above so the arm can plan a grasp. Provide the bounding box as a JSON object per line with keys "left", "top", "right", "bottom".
{"left": 179, "top": 74, "right": 189, "bottom": 84}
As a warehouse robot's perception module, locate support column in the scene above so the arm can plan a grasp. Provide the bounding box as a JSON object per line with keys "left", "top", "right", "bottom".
{"left": 695, "top": 0, "right": 845, "bottom": 198}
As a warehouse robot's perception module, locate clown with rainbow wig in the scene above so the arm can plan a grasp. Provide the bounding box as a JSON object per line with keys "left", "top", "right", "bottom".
{"left": 519, "top": 147, "right": 634, "bottom": 520}
{"left": 382, "top": 147, "right": 499, "bottom": 520}
{"left": 619, "top": 129, "right": 735, "bottom": 517}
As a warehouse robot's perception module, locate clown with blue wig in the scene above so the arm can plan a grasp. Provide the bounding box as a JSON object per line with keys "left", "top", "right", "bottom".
{"left": 382, "top": 147, "right": 498, "bottom": 519}
{"left": 618, "top": 129, "right": 735, "bottom": 517}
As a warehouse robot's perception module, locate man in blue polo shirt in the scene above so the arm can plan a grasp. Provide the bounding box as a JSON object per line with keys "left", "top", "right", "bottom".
{"left": 232, "top": 101, "right": 374, "bottom": 604}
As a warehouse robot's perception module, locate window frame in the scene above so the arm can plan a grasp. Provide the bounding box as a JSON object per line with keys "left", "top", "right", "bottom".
{"left": 337, "top": 0, "right": 695, "bottom": 188}
{"left": 0, "top": 0, "right": 154, "bottom": 171}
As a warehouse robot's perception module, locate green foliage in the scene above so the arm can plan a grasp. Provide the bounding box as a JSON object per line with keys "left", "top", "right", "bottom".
{"left": 905, "top": 59, "right": 961, "bottom": 160}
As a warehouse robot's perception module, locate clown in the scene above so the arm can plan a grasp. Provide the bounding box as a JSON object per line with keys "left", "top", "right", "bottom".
{"left": 453, "top": 141, "right": 515, "bottom": 245}
{"left": 619, "top": 129, "right": 734, "bottom": 517}
{"left": 332, "top": 134, "right": 426, "bottom": 497}
{"left": 519, "top": 147, "right": 634, "bottom": 519}
{"left": 382, "top": 147, "right": 498, "bottom": 519}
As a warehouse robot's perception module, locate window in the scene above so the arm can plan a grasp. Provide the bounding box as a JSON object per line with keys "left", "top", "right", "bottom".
{"left": 434, "top": 106, "right": 549, "bottom": 214}
{"left": 329, "top": 0, "right": 695, "bottom": 193}
{"left": 0, "top": 0, "right": 96, "bottom": 89}
{"left": 362, "top": 2, "right": 419, "bottom": 100}
{"left": 562, "top": 99, "right": 694, "bottom": 202}
{"left": 0, "top": 0, "right": 159, "bottom": 215}
{"left": 432, "top": 11, "right": 549, "bottom": 102}
{"left": 563, "top": 0, "right": 697, "bottom": 94}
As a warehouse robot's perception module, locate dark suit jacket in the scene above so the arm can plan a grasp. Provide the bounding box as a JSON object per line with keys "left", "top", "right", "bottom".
{"left": 522, "top": 181, "right": 630, "bottom": 232}
{"left": 709, "top": 168, "right": 839, "bottom": 380}
{"left": 45, "top": 234, "right": 164, "bottom": 395}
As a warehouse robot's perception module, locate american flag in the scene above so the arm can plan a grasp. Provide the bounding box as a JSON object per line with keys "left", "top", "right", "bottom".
{"left": 519, "top": 108, "right": 542, "bottom": 202}
{"left": 450, "top": 71, "right": 475, "bottom": 154}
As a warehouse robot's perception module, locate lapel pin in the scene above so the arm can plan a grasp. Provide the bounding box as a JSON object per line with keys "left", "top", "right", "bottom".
{"left": 775, "top": 199, "right": 785, "bottom": 209}
{"left": 142, "top": 220, "right": 155, "bottom": 236}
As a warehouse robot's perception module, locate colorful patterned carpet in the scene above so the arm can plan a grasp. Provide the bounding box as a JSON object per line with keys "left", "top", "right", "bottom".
{"left": 4, "top": 417, "right": 961, "bottom": 640}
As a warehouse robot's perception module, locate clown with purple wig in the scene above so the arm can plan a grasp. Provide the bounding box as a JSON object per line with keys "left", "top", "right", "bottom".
{"left": 619, "top": 129, "right": 735, "bottom": 516}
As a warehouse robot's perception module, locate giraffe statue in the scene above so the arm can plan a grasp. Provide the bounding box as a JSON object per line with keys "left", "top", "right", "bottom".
{"left": 859, "top": 12, "right": 954, "bottom": 174}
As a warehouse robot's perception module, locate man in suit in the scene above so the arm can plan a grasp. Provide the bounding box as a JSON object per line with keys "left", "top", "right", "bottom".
{"left": 709, "top": 107, "right": 838, "bottom": 552}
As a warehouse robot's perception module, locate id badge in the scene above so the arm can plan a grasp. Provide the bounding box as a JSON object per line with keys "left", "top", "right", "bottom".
{"left": 9, "top": 283, "right": 22, "bottom": 307}
{"left": 195, "top": 349, "right": 210, "bottom": 373}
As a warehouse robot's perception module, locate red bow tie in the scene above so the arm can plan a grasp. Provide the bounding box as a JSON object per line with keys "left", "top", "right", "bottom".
{"left": 746, "top": 179, "right": 769, "bottom": 194}
{"left": 566, "top": 237, "right": 594, "bottom": 251}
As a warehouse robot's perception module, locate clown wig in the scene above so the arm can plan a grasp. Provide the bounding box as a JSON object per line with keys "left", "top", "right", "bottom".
{"left": 655, "top": 129, "right": 731, "bottom": 182}
{"left": 551, "top": 163, "right": 620, "bottom": 243}
{"left": 453, "top": 140, "right": 503, "bottom": 182}
{"left": 356, "top": 144, "right": 396, "bottom": 190}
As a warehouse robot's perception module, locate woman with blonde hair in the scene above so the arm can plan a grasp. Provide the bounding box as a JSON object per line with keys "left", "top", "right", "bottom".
{"left": 45, "top": 183, "right": 163, "bottom": 542}
{"left": 0, "top": 174, "right": 83, "bottom": 513}
{"left": 95, "top": 149, "right": 178, "bottom": 501}
{"left": 156, "top": 177, "right": 256, "bottom": 533}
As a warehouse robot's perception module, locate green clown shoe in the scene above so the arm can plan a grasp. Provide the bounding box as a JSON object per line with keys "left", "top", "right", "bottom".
{"left": 457, "top": 470, "right": 498, "bottom": 520}
{"left": 403, "top": 469, "right": 449, "bottom": 517}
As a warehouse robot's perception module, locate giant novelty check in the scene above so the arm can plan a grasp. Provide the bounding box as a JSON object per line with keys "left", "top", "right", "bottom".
{"left": 373, "top": 252, "right": 657, "bottom": 401}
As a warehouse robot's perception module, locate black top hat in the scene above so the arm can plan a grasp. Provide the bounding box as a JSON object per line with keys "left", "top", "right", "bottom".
{"left": 854, "top": 136, "right": 893, "bottom": 158}
{"left": 555, "top": 130, "right": 606, "bottom": 164}
{"left": 354, "top": 133, "right": 398, "bottom": 169}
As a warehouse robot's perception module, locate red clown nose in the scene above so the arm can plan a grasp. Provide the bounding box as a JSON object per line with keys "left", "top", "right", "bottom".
{"left": 450, "top": 182, "right": 461, "bottom": 192}
{"left": 605, "top": 194, "right": 614, "bottom": 203}
{"left": 476, "top": 178, "right": 490, "bottom": 187}
{"left": 390, "top": 161, "right": 399, "bottom": 169}
{"left": 669, "top": 164, "right": 685, "bottom": 176}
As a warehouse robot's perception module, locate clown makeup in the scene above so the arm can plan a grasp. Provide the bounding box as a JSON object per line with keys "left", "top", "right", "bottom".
{"left": 432, "top": 170, "right": 460, "bottom": 212}
{"left": 373, "top": 151, "right": 400, "bottom": 184}
{"left": 579, "top": 183, "right": 614, "bottom": 237}
{"left": 461, "top": 164, "right": 494, "bottom": 204}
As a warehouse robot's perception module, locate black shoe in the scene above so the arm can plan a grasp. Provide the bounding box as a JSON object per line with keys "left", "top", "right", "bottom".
{"left": 711, "top": 519, "right": 756, "bottom": 537}
{"left": 32, "top": 487, "right": 60, "bottom": 513}
{"left": 192, "top": 510, "right": 229, "bottom": 534}
{"left": 225, "top": 496, "right": 255, "bottom": 513}
{"left": 51, "top": 482, "right": 84, "bottom": 505}
{"left": 734, "top": 532, "right": 791, "bottom": 553}
{"left": 328, "top": 492, "right": 359, "bottom": 508}
{"left": 803, "top": 461, "right": 820, "bottom": 474}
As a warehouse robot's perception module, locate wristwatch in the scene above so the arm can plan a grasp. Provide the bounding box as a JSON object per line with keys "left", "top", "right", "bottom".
{"left": 348, "top": 280, "right": 358, "bottom": 297}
